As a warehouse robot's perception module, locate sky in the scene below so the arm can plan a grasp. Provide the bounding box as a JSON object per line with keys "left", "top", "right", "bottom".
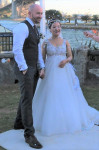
{"left": 8, "top": 0, "right": 99, "bottom": 15}
{"left": 37, "top": 0, "right": 99, "bottom": 15}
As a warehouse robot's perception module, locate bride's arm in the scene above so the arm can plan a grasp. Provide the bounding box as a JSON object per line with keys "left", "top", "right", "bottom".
{"left": 42, "top": 42, "right": 47, "bottom": 63}
{"left": 66, "top": 40, "right": 72, "bottom": 63}
{"left": 59, "top": 40, "right": 72, "bottom": 68}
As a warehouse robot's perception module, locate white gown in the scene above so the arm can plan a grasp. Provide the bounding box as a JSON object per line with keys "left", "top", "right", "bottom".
{"left": 33, "top": 39, "right": 99, "bottom": 136}
{"left": 0, "top": 39, "right": 99, "bottom": 150}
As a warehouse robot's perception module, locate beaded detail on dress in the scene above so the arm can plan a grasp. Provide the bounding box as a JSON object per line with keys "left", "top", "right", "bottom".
{"left": 45, "top": 39, "right": 67, "bottom": 57}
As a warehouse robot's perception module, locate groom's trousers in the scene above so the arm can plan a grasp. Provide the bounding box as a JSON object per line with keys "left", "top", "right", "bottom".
{"left": 14, "top": 62, "right": 39, "bottom": 137}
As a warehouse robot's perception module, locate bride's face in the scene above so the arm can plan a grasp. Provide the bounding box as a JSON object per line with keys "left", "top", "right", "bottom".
{"left": 50, "top": 22, "right": 61, "bottom": 37}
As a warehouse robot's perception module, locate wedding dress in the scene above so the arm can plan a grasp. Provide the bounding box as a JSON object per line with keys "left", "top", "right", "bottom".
{"left": 0, "top": 39, "right": 99, "bottom": 150}
{"left": 32, "top": 39, "right": 99, "bottom": 136}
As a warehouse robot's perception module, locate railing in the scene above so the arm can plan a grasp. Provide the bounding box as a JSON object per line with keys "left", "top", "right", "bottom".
{"left": 0, "top": 32, "right": 13, "bottom": 52}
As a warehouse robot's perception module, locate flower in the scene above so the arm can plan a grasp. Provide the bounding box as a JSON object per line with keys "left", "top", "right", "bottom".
{"left": 92, "top": 30, "right": 97, "bottom": 34}
{"left": 39, "top": 33, "right": 45, "bottom": 39}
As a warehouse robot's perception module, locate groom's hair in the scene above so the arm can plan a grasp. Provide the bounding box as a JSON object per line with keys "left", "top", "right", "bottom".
{"left": 48, "top": 19, "right": 61, "bottom": 29}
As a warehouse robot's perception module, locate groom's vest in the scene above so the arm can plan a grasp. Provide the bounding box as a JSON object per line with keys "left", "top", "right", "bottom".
{"left": 22, "top": 20, "right": 40, "bottom": 67}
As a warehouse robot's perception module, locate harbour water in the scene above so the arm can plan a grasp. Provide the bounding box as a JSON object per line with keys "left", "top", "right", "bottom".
{"left": 0, "top": 20, "right": 99, "bottom": 49}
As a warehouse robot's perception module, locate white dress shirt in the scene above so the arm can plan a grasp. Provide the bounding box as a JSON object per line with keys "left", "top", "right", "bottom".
{"left": 13, "top": 17, "right": 45, "bottom": 71}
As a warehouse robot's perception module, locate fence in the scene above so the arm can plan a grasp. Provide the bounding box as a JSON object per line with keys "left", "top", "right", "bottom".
{"left": 0, "top": 32, "right": 13, "bottom": 52}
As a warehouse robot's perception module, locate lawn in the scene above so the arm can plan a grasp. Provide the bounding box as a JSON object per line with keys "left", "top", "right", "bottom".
{"left": 0, "top": 84, "right": 99, "bottom": 150}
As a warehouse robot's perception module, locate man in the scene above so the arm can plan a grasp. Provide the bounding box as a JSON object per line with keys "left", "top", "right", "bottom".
{"left": 13, "top": 4, "right": 45, "bottom": 149}
{"left": 84, "top": 31, "right": 99, "bottom": 42}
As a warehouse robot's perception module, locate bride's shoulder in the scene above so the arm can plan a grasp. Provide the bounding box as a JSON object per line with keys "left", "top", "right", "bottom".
{"left": 42, "top": 39, "right": 49, "bottom": 49}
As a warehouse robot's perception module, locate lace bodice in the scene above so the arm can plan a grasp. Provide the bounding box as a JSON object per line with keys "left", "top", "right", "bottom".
{"left": 45, "top": 39, "right": 67, "bottom": 57}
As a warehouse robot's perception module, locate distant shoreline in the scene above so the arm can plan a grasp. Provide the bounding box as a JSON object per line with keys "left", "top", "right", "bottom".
{"left": 61, "top": 25, "right": 99, "bottom": 30}
{"left": 0, "top": 18, "right": 99, "bottom": 30}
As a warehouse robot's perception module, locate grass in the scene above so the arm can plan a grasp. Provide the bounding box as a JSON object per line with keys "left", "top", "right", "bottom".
{"left": 0, "top": 84, "right": 20, "bottom": 133}
{"left": 82, "top": 85, "right": 99, "bottom": 110}
{"left": 0, "top": 84, "right": 99, "bottom": 150}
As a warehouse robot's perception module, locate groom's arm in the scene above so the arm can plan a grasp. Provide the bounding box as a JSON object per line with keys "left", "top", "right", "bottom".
{"left": 13, "top": 23, "right": 29, "bottom": 72}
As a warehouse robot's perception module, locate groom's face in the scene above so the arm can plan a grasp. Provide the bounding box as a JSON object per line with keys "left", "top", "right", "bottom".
{"left": 29, "top": 6, "right": 43, "bottom": 24}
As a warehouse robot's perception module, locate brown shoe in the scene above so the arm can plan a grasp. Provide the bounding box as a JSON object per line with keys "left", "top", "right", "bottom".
{"left": 25, "top": 135, "right": 43, "bottom": 149}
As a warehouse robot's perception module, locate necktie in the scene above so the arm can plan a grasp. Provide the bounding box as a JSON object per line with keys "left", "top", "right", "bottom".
{"left": 34, "top": 25, "right": 39, "bottom": 38}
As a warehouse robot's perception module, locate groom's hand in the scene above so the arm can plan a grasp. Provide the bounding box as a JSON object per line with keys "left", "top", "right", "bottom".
{"left": 22, "top": 69, "right": 28, "bottom": 75}
{"left": 39, "top": 69, "right": 45, "bottom": 79}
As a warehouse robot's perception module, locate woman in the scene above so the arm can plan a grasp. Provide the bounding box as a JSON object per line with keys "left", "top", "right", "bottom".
{"left": 32, "top": 19, "right": 99, "bottom": 136}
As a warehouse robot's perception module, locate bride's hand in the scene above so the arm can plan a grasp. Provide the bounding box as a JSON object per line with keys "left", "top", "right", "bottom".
{"left": 58, "top": 60, "right": 67, "bottom": 68}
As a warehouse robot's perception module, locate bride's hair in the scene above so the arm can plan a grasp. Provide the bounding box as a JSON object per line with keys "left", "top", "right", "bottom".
{"left": 48, "top": 19, "right": 61, "bottom": 29}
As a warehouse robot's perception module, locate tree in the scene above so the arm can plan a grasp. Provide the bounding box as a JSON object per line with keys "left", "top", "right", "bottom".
{"left": 73, "top": 14, "right": 78, "bottom": 25}
{"left": 81, "top": 15, "right": 90, "bottom": 23}
{"left": 46, "top": 9, "right": 62, "bottom": 22}
{"left": 66, "top": 15, "right": 72, "bottom": 23}
{"left": 92, "top": 15, "right": 99, "bottom": 26}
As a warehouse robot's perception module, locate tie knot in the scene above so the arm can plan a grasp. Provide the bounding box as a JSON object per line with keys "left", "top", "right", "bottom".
{"left": 33, "top": 25, "right": 37, "bottom": 30}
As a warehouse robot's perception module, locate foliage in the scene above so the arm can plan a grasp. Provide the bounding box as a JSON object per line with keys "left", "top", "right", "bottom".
{"left": 92, "top": 15, "right": 99, "bottom": 26}
{"left": 81, "top": 15, "right": 90, "bottom": 23}
{"left": 46, "top": 9, "right": 62, "bottom": 21}
{"left": 62, "top": 15, "right": 72, "bottom": 23}
{"left": 84, "top": 40, "right": 99, "bottom": 50}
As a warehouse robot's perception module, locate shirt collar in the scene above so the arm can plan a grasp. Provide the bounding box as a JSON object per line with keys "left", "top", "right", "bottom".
{"left": 26, "top": 17, "right": 35, "bottom": 27}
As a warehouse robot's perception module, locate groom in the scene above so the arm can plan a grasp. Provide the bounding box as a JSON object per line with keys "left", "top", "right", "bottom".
{"left": 13, "top": 4, "right": 45, "bottom": 149}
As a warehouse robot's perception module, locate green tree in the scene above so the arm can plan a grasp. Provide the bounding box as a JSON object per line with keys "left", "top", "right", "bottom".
{"left": 92, "top": 15, "right": 99, "bottom": 26}
{"left": 81, "top": 15, "right": 90, "bottom": 23}
{"left": 46, "top": 9, "right": 62, "bottom": 22}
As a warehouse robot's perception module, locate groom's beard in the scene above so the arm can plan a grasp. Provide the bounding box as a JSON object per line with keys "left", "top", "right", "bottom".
{"left": 32, "top": 15, "right": 42, "bottom": 24}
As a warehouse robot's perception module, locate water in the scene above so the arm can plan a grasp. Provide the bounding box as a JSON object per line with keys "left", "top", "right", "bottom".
{"left": 0, "top": 20, "right": 99, "bottom": 49}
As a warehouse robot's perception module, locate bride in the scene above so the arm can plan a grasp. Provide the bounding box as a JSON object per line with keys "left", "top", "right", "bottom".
{"left": 32, "top": 19, "right": 99, "bottom": 136}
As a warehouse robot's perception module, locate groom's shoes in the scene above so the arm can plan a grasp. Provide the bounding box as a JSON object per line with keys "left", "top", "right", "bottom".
{"left": 25, "top": 135, "right": 43, "bottom": 149}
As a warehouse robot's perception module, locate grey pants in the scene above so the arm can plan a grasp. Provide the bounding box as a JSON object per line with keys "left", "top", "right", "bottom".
{"left": 14, "top": 62, "right": 39, "bottom": 137}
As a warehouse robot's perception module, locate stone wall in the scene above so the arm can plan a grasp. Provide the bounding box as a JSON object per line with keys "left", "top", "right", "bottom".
{"left": 73, "top": 48, "right": 99, "bottom": 85}
{"left": 0, "top": 52, "right": 15, "bottom": 84}
{"left": 0, "top": 49, "right": 99, "bottom": 85}
{"left": 72, "top": 47, "right": 89, "bottom": 84}
{"left": 86, "top": 50, "right": 99, "bottom": 84}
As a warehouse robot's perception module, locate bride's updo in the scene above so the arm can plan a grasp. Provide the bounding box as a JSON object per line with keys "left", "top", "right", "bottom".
{"left": 48, "top": 19, "right": 61, "bottom": 29}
